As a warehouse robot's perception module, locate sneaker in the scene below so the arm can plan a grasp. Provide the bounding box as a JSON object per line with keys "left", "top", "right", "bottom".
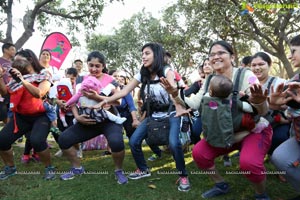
{"left": 50, "top": 127, "right": 60, "bottom": 135}
{"left": 44, "top": 166, "right": 56, "bottom": 180}
{"left": 148, "top": 154, "right": 161, "bottom": 161}
{"left": 101, "top": 151, "right": 112, "bottom": 156}
{"left": 128, "top": 169, "right": 151, "bottom": 180}
{"left": 254, "top": 193, "right": 271, "bottom": 200}
{"left": 223, "top": 158, "right": 232, "bottom": 167}
{"left": 60, "top": 166, "right": 85, "bottom": 180}
{"left": 115, "top": 169, "right": 128, "bottom": 184}
{"left": 177, "top": 176, "right": 191, "bottom": 192}
{"left": 31, "top": 153, "right": 40, "bottom": 162}
{"left": 54, "top": 150, "right": 63, "bottom": 157}
{"left": 201, "top": 182, "right": 230, "bottom": 198}
{"left": 21, "top": 154, "right": 31, "bottom": 164}
{"left": 17, "top": 137, "right": 23, "bottom": 143}
{"left": 223, "top": 156, "right": 232, "bottom": 167}
{"left": 0, "top": 166, "right": 17, "bottom": 180}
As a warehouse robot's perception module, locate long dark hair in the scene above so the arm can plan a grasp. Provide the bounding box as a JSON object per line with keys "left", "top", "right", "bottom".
{"left": 15, "top": 49, "right": 45, "bottom": 73}
{"left": 140, "top": 42, "right": 166, "bottom": 84}
{"left": 139, "top": 42, "right": 166, "bottom": 102}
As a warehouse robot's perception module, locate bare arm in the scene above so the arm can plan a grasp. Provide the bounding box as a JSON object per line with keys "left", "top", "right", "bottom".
{"left": 93, "top": 78, "right": 139, "bottom": 109}
{"left": 0, "top": 66, "right": 8, "bottom": 95}
{"left": 22, "top": 79, "right": 51, "bottom": 98}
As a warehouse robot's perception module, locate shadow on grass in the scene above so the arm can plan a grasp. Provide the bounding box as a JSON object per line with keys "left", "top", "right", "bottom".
{"left": 0, "top": 137, "right": 297, "bottom": 200}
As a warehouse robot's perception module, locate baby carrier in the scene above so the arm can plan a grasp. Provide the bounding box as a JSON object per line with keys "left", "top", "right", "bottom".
{"left": 201, "top": 68, "right": 257, "bottom": 148}
{"left": 57, "top": 78, "right": 73, "bottom": 102}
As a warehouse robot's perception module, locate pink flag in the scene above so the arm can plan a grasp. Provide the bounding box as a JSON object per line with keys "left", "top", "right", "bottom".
{"left": 41, "top": 32, "right": 72, "bottom": 69}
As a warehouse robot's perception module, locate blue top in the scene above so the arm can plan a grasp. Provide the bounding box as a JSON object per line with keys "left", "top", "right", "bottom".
{"left": 116, "top": 92, "right": 137, "bottom": 117}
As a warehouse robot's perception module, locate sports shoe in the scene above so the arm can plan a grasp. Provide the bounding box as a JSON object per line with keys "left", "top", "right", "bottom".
{"left": 54, "top": 150, "right": 63, "bottom": 157}
{"left": 147, "top": 154, "right": 161, "bottom": 161}
{"left": 101, "top": 151, "right": 112, "bottom": 156}
{"left": 21, "top": 154, "right": 31, "bottom": 164}
{"left": 128, "top": 169, "right": 151, "bottom": 180}
{"left": 44, "top": 166, "right": 56, "bottom": 180}
{"left": 60, "top": 166, "right": 85, "bottom": 180}
{"left": 177, "top": 176, "right": 191, "bottom": 192}
{"left": 223, "top": 156, "right": 232, "bottom": 167}
{"left": 0, "top": 166, "right": 17, "bottom": 180}
{"left": 254, "top": 193, "right": 271, "bottom": 200}
{"left": 115, "top": 169, "right": 128, "bottom": 184}
{"left": 31, "top": 153, "right": 40, "bottom": 162}
{"left": 201, "top": 182, "right": 230, "bottom": 198}
{"left": 50, "top": 127, "right": 60, "bottom": 135}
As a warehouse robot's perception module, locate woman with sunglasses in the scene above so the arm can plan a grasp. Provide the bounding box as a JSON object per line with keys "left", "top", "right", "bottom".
{"left": 57, "top": 51, "right": 128, "bottom": 184}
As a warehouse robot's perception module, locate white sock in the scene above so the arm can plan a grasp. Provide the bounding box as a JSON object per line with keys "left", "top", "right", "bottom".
{"left": 106, "top": 111, "right": 127, "bottom": 124}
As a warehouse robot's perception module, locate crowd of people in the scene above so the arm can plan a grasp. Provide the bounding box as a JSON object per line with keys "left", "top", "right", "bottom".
{"left": 0, "top": 34, "right": 300, "bottom": 200}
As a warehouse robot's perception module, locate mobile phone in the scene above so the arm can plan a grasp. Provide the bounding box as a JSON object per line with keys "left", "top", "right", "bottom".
{"left": 9, "top": 68, "right": 22, "bottom": 83}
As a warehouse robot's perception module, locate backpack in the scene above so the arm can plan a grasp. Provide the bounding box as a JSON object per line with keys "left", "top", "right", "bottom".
{"left": 57, "top": 78, "right": 73, "bottom": 102}
{"left": 201, "top": 67, "right": 254, "bottom": 148}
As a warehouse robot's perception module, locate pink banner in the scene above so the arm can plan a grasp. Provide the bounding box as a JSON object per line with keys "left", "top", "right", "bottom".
{"left": 41, "top": 32, "right": 72, "bottom": 69}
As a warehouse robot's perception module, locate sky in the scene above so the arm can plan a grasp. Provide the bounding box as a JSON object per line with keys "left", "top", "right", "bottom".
{"left": 20, "top": 0, "right": 177, "bottom": 71}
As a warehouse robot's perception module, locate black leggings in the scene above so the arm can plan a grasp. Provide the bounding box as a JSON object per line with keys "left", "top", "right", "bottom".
{"left": 58, "top": 121, "right": 124, "bottom": 152}
{"left": 0, "top": 113, "right": 50, "bottom": 152}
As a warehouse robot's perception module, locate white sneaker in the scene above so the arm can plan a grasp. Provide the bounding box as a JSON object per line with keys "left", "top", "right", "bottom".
{"left": 55, "top": 150, "right": 63, "bottom": 157}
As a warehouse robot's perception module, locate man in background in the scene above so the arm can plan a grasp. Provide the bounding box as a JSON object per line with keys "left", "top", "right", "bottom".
{"left": 0, "top": 43, "right": 16, "bottom": 124}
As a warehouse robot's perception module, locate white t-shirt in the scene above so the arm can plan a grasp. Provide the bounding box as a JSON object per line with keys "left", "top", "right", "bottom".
{"left": 134, "top": 67, "right": 174, "bottom": 118}
{"left": 46, "top": 66, "right": 61, "bottom": 98}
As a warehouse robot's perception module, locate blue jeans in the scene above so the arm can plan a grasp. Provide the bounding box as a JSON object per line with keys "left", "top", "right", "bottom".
{"left": 129, "top": 112, "right": 188, "bottom": 176}
{"left": 43, "top": 101, "right": 57, "bottom": 122}
{"left": 191, "top": 116, "right": 202, "bottom": 144}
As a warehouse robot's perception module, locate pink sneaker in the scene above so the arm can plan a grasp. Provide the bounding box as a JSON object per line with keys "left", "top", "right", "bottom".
{"left": 21, "top": 154, "right": 31, "bottom": 164}
{"left": 31, "top": 153, "right": 40, "bottom": 162}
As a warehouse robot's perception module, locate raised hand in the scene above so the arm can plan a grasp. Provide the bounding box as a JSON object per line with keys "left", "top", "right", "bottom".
{"left": 286, "top": 82, "right": 300, "bottom": 103}
{"left": 269, "top": 83, "right": 292, "bottom": 106}
{"left": 75, "top": 114, "right": 97, "bottom": 125}
{"left": 160, "top": 77, "right": 178, "bottom": 97}
{"left": 249, "top": 83, "right": 268, "bottom": 104}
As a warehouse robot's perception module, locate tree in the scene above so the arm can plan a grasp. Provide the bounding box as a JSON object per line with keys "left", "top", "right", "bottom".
{"left": 0, "top": 0, "right": 121, "bottom": 49}
{"left": 172, "top": 0, "right": 300, "bottom": 78}
{"left": 87, "top": 10, "right": 166, "bottom": 77}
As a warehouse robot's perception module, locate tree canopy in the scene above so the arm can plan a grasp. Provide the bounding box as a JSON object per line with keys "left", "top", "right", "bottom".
{"left": 87, "top": 0, "right": 300, "bottom": 78}
{"left": 0, "top": 0, "right": 121, "bottom": 49}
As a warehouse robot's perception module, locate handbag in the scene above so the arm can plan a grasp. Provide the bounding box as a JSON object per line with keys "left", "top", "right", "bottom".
{"left": 147, "top": 116, "right": 170, "bottom": 146}
{"left": 145, "top": 79, "right": 172, "bottom": 146}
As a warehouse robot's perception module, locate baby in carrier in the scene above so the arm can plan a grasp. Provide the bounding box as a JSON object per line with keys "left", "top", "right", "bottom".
{"left": 201, "top": 75, "right": 269, "bottom": 147}
{"left": 65, "top": 75, "right": 126, "bottom": 124}
{"left": 56, "top": 77, "right": 74, "bottom": 127}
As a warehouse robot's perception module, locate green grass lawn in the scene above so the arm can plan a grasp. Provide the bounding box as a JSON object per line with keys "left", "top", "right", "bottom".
{"left": 0, "top": 135, "right": 298, "bottom": 200}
